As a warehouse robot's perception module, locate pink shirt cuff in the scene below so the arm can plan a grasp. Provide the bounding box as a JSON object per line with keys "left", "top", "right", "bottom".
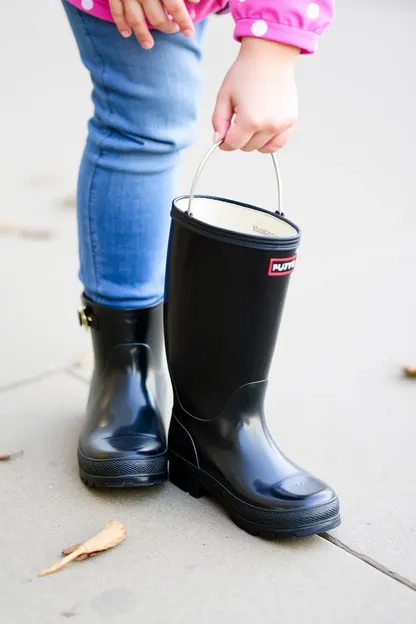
{"left": 233, "top": 19, "right": 319, "bottom": 54}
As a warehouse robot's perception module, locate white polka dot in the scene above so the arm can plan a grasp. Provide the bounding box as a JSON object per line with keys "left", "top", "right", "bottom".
{"left": 168, "top": 13, "right": 173, "bottom": 20}
{"left": 190, "top": 9, "right": 196, "bottom": 19}
{"left": 81, "top": 0, "right": 94, "bottom": 10}
{"left": 251, "top": 20, "right": 268, "bottom": 37}
{"left": 306, "top": 3, "right": 320, "bottom": 20}
{"left": 239, "top": 0, "right": 246, "bottom": 3}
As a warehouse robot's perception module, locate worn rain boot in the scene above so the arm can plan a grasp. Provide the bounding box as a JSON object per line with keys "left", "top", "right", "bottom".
{"left": 164, "top": 190, "right": 341, "bottom": 537}
{"left": 77, "top": 297, "right": 167, "bottom": 487}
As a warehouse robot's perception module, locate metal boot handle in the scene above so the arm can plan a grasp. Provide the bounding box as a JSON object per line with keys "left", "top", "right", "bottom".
{"left": 187, "top": 141, "right": 283, "bottom": 216}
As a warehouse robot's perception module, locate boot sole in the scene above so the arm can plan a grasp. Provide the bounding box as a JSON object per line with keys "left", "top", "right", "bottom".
{"left": 169, "top": 451, "right": 341, "bottom": 538}
{"left": 78, "top": 448, "right": 167, "bottom": 488}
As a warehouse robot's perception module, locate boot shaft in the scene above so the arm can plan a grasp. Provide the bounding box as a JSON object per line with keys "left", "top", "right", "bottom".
{"left": 164, "top": 197, "right": 300, "bottom": 420}
{"left": 79, "top": 297, "right": 164, "bottom": 371}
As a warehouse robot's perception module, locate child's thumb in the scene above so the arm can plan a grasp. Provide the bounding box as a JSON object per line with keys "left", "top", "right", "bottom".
{"left": 212, "top": 90, "right": 233, "bottom": 144}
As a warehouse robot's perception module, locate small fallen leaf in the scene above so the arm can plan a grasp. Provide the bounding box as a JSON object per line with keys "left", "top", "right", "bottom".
{"left": 73, "top": 350, "right": 93, "bottom": 370}
{"left": 0, "top": 222, "right": 53, "bottom": 240}
{"left": 0, "top": 223, "right": 15, "bottom": 235}
{"left": 0, "top": 450, "right": 23, "bottom": 461}
{"left": 61, "top": 610, "right": 78, "bottom": 618}
{"left": 62, "top": 543, "right": 99, "bottom": 561}
{"left": 19, "top": 227, "right": 53, "bottom": 240}
{"left": 403, "top": 366, "right": 416, "bottom": 378}
{"left": 61, "top": 543, "right": 81, "bottom": 556}
{"left": 38, "top": 521, "right": 127, "bottom": 577}
{"left": 61, "top": 194, "right": 76, "bottom": 209}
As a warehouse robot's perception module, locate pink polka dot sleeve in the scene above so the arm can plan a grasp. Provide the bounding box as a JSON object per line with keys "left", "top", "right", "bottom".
{"left": 231, "top": 0, "right": 335, "bottom": 54}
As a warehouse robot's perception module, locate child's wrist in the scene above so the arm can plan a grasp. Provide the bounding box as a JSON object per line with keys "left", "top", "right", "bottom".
{"left": 239, "top": 37, "right": 300, "bottom": 67}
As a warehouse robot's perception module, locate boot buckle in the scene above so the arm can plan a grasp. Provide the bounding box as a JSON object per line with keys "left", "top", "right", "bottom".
{"left": 78, "top": 306, "right": 92, "bottom": 331}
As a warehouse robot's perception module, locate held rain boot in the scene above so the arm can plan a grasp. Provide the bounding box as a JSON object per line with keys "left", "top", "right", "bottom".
{"left": 164, "top": 149, "right": 341, "bottom": 537}
{"left": 77, "top": 296, "right": 167, "bottom": 487}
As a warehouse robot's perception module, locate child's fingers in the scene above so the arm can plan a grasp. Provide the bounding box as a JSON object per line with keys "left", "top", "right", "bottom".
{"left": 221, "top": 116, "right": 254, "bottom": 152}
{"left": 212, "top": 90, "right": 233, "bottom": 145}
{"left": 241, "top": 121, "right": 292, "bottom": 152}
{"left": 258, "top": 129, "right": 292, "bottom": 153}
{"left": 240, "top": 130, "right": 275, "bottom": 153}
{"left": 124, "top": 0, "right": 154, "bottom": 48}
{"left": 109, "top": 0, "right": 132, "bottom": 37}
{"left": 141, "top": 0, "right": 181, "bottom": 34}
{"left": 162, "top": 0, "right": 194, "bottom": 37}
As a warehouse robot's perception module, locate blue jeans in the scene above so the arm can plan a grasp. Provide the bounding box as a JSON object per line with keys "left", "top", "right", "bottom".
{"left": 63, "top": 2, "right": 206, "bottom": 308}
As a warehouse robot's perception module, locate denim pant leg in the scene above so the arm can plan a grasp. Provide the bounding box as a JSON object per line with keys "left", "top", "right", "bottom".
{"left": 62, "top": 2, "right": 206, "bottom": 308}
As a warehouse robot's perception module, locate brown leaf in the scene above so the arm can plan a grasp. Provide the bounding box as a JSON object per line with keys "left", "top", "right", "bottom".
{"left": 62, "top": 543, "right": 99, "bottom": 561}
{"left": 19, "top": 227, "right": 53, "bottom": 240}
{"left": 61, "top": 610, "right": 78, "bottom": 618}
{"left": 73, "top": 350, "right": 93, "bottom": 370}
{"left": 38, "top": 521, "right": 127, "bottom": 577}
{"left": 0, "top": 223, "right": 15, "bottom": 235}
{"left": 403, "top": 366, "right": 416, "bottom": 378}
{"left": 73, "top": 554, "right": 89, "bottom": 562}
{"left": 61, "top": 195, "right": 76, "bottom": 209}
{"left": 61, "top": 543, "right": 81, "bottom": 556}
{"left": 0, "top": 450, "right": 23, "bottom": 461}
{"left": 0, "top": 221, "right": 53, "bottom": 240}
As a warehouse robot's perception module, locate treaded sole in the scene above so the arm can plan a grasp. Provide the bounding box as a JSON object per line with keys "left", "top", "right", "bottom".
{"left": 169, "top": 451, "right": 341, "bottom": 538}
{"left": 79, "top": 470, "right": 167, "bottom": 488}
{"left": 78, "top": 448, "right": 168, "bottom": 488}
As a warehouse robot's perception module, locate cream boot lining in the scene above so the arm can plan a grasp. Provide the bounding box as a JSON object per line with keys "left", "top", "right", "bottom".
{"left": 175, "top": 197, "right": 297, "bottom": 238}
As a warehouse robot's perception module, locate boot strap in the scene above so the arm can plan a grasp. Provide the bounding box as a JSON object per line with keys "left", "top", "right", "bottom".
{"left": 78, "top": 306, "right": 99, "bottom": 331}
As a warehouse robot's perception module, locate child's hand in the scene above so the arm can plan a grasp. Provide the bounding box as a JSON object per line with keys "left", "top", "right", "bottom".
{"left": 109, "top": 0, "right": 197, "bottom": 48}
{"left": 212, "top": 39, "right": 300, "bottom": 153}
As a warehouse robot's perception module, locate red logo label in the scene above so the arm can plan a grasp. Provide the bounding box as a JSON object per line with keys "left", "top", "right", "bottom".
{"left": 268, "top": 256, "right": 297, "bottom": 276}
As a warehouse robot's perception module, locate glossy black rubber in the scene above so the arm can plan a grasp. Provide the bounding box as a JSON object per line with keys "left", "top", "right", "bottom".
{"left": 165, "top": 197, "right": 340, "bottom": 537}
{"left": 78, "top": 297, "right": 167, "bottom": 488}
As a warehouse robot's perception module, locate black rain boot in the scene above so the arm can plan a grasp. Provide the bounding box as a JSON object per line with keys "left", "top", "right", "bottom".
{"left": 77, "top": 297, "right": 167, "bottom": 487}
{"left": 165, "top": 194, "right": 341, "bottom": 537}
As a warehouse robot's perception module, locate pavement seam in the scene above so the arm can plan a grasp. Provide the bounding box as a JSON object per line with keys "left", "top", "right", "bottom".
{"left": 320, "top": 533, "right": 416, "bottom": 593}
{"left": 0, "top": 369, "right": 64, "bottom": 393}
{"left": 64, "top": 367, "right": 90, "bottom": 384}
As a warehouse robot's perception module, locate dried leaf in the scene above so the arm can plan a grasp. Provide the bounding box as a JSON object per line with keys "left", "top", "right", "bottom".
{"left": 0, "top": 223, "right": 16, "bottom": 235}
{"left": 78, "top": 552, "right": 100, "bottom": 560}
{"left": 73, "top": 350, "right": 93, "bottom": 370}
{"left": 61, "top": 610, "right": 78, "bottom": 618}
{"left": 0, "top": 452, "right": 13, "bottom": 461}
{"left": 0, "top": 450, "right": 23, "bottom": 461}
{"left": 38, "top": 521, "right": 127, "bottom": 577}
{"left": 73, "top": 554, "right": 89, "bottom": 562}
{"left": 61, "top": 543, "right": 81, "bottom": 556}
{"left": 403, "top": 366, "right": 416, "bottom": 378}
{"left": 62, "top": 543, "right": 99, "bottom": 561}
{"left": 61, "top": 195, "right": 76, "bottom": 209}
{"left": 19, "top": 227, "right": 53, "bottom": 240}
{"left": 0, "top": 221, "right": 53, "bottom": 240}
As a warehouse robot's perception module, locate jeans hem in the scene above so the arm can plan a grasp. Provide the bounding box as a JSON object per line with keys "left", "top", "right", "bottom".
{"left": 84, "top": 290, "right": 165, "bottom": 310}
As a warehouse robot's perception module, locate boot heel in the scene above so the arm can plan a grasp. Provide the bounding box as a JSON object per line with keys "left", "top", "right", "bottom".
{"left": 169, "top": 454, "right": 205, "bottom": 499}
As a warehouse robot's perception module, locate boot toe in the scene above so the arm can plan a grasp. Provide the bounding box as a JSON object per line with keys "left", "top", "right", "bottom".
{"left": 275, "top": 473, "right": 337, "bottom": 507}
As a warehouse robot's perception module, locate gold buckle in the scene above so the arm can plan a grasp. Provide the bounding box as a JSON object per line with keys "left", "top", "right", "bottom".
{"left": 78, "top": 306, "right": 92, "bottom": 331}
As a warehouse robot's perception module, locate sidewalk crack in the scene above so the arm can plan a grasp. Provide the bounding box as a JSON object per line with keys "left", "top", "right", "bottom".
{"left": 0, "top": 369, "right": 62, "bottom": 393}
{"left": 320, "top": 533, "right": 416, "bottom": 592}
{"left": 64, "top": 367, "right": 90, "bottom": 384}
